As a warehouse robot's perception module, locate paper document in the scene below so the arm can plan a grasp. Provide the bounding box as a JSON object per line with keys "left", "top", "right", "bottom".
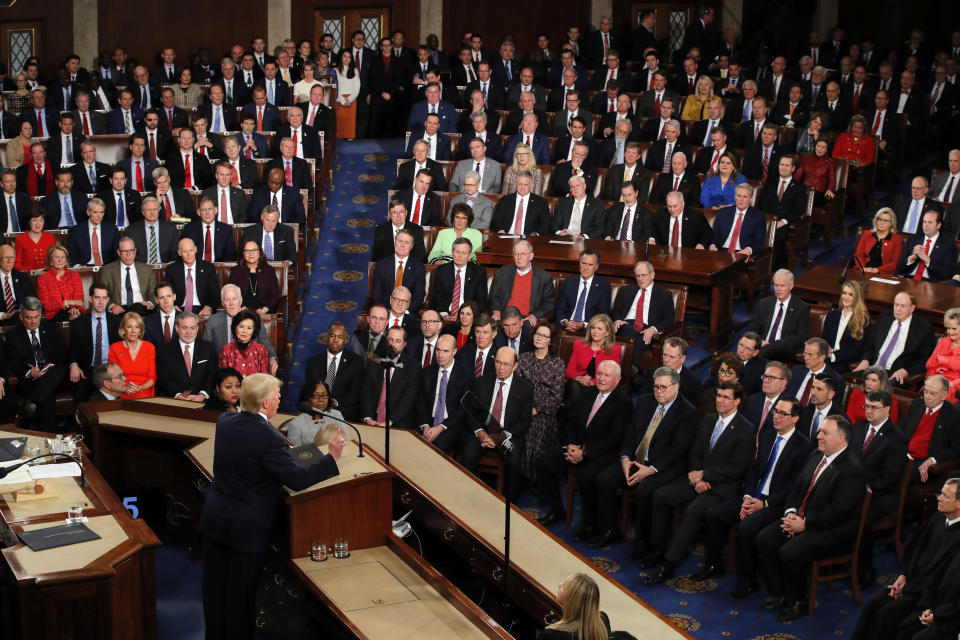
{"left": 869, "top": 277, "right": 900, "bottom": 285}
{"left": 548, "top": 240, "right": 576, "bottom": 245}
{"left": 0, "top": 466, "right": 33, "bottom": 487}
{"left": 29, "top": 463, "right": 82, "bottom": 479}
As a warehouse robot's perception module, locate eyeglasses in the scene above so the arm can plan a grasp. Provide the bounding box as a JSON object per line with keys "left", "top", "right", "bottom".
{"left": 772, "top": 409, "right": 791, "bottom": 417}
{"left": 863, "top": 404, "right": 884, "bottom": 411}
{"left": 761, "top": 374, "right": 784, "bottom": 381}
{"left": 653, "top": 383, "right": 676, "bottom": 392}
{"left": 310, "top": 393, "right": 329, "bottom": 400}
{"left": 533, "top": 332, "right": 551, "bottom": 340}
{"left": 390, "top": 296, "right": 411, "bottom": 304}
{"left": 242, "top": 248, "right": 260, "bottom": 253}
{"left": 421, "top": 319, "right": 441, "bottom": 325}
{"left": 717, "top": 366, "right": 736, "bottom": 375}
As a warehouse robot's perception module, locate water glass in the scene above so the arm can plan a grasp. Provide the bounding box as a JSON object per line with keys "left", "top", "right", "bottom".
{"left": 333, "top": 538, "right": 350, "bottom": 559}
{"left": 310, "top": 542, "right": 327, "bottom": 562}
{"left": 67, "top": 503, "right": 84, "bottom": 523}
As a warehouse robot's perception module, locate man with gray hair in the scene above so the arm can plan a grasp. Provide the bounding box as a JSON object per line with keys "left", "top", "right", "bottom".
{"left": 156, "top": 311, "right": 217, "bottom": 401}
{"left": 101, "top": 237, "right": 157, "bottom": 316}
{"left": 709, "top": 183, "right": 765, "bottom": 256}
{"left": 552, "top": 174, "right": 603, "bottom": 238}
{"left": 126, "top": 193, "right": 180, "bottom": 263}
{"left": 457, "top": 106, "right": 505, "bottom": 162}
{"left": 394, "top": 140, "right": 448, "bottom": 191}
{"left": 216, "top": 56, "right": 248, "bottom": 106}
{"left": 650, "top": 191, "right": 711, "bottom": 248}
{"left": 264, "top": 137, "right": 311, "bottom": 191}
{"left": 649, "top": 148, "right": 699, "bottom": 206}
{"left": 273, "top": 106, "right": 320, "bottom": 160}
{"left": 205, "top": 284, "right": 279, "bottom": 374}
{"left": 750, "top": 268, "right": 811, "bottom": 362}
{"left": 447, "top": 172, "right": 494, "bottom": 229}
{"left": 67, "top": 197, "right": 119, "bottom": 267}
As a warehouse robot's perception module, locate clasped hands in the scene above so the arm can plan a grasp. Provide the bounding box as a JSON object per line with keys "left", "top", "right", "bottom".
{"left": 687, "top": 469, "right": 711, "bottom": 493}
{"left": 780, "top": 512, "right": 806, "bottom": 537}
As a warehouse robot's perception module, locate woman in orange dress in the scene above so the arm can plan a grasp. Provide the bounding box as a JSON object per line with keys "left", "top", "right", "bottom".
{"left": 14, "top": 210, "right": 55, "bottom": 271}
{"left": 335, "top": 50, "right": 360, "bottom": 140}
{"left": 926, "top": 308, "right": 960, "bottom": 403}
{"left": 108, "top": 312, "right": 156, "bottom": 399}
{"left": 35, "top": 244, "right": 84, "bottom": 321}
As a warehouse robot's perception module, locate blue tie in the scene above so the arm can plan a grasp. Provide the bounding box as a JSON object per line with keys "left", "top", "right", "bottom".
{"left": 810, "top": 411, "right": 821, "bottom": 439}
{"left": 213, "top": 106, "right": 222, "bottom": 132}
{"left": 709, "top": 417, "right": 725, "bottom": 452}
{"left": 116, "top": 193, "right": 126, "bottom": 227}
{"left": 264, "top": 233, "right": 274, "bottom": 260}
{"left": 906, "top": 201, "right": 921, "bottom": 233}
{"left": 572, "top": 280, "right": 588, "bottom": 322}
{"left": 7, "top": 196, "right": 19, "bottom": 232}
{"left": 433, "top": 369, "right": 448, "bottom": 426}
{"left": 505, "top": 62, "right": 512, "bottom": 82}
{"left": 61, "top": 195, "right": 76, "bottom": 227}
{"left": 754, "top": 435, "right": 783, "bottom": 498}
{"left": 89, "top": 165, "right": 96, "bottom": 190}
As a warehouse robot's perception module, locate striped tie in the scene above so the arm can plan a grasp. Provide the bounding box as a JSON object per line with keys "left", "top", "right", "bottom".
{"left": 474, "top": 350, "right": 483, "bottom": 377}
{"left": 450, "top": 268, "right": 462, "bottom": 316}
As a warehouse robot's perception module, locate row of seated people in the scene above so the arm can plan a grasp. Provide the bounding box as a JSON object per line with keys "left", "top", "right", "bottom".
{"left": 10, "top": 114, "right": 318, "bottom": 197}
{"left": 0, "top": 278, "right": 285, "bottom": 430}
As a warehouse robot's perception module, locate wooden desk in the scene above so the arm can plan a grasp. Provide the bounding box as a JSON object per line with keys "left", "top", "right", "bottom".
{"left": 794, "top": 265, "right": 960, "bottom": 327}
{"left": 0, "top": 427, "right": 161, "bottom": 640}
{"left": 476, "top": 236, "right": 744, "bottom": 349}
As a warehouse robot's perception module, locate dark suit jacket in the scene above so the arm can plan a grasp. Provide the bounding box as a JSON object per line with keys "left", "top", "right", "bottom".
{"left": 644, "top": 140, "right": 693, "bottom": 174}
{"left": 240, "top": 103, "right": 280, "bottom": 132}
{"left": 234, "top": 132, "right": 270, "bottom": 159}
{"left": 784, "top": 364, "right": 844, "bottom": 399}
{"left": 264, "top": 157, "right": 312, "bottom": 192}
{"left": 550, "top": 162, "right": 597, "bottom": 197}
{"left": 771, "top": 101, "right": 810, "bottom": 131}
{"left": 821, "top": 308, "right": 865, "bottom": 371}
{"left": 863, "top": 312, "right": 936, "bottom": 376}
{"left": 157, "top": 106, "right": 191, "bottom": 134}
{"left": 15, "top": 162, "right": 56, "bottom": 197}
{"left": 467, "top": 373, "right": 534, "bottom": 438}
{"left": 741, "top": 143, "right": 784, "bottom": 182}
{"left": 559, "top": 386, "right": 630, "bottom": 466}
{"left": 67, "top": 221, "right": 120, "bottom": 266}
{"left": 893, "top": 197, "right": 942, "bottom": 235}
{"left": 148, "top": 187, "right": 197, "bottom": 222}
{"left": 19, "top": 106, "right": 59, "bottom": 136}
{"left": 503, "top": 133, "right": 551, "bottom": 165}
{"left": 196, "top": 102, "right": 240, "bottom": 133}
{"left": 114, "top": 158, "right": 158, "bottom": 192}
{"left": 215, "top": 76, "right": 250, "bottom": 107}
{"left": 404, "top": 131, "right": 452, "bottom": 161}
{"left": 246, "top": 184, "right": 306, "bottom": 225}
{"left": 488, "top": 265, "right": 557, "bottom": 318}
{"left": 395, "top": 188, "right": 442, "bottom": 227}
{"left": 742, "top": 357, "right": 767, "bottom": 397}
{"left": 45, "top": 133, "right": 85, "bottom": 166}
{"left": 241, "top": 223, "right": 298, "bottom": 264}
{"left": 649, "top": 171, "right": 701, "bottom": 207}
{"left": 902, "top": 398, "right": 960, "bottom": 463}
{"left": 783, "top": 448, "right": 865, "bottom": 540}
{"left": 130, "top": 81, "right": 161, "bottom": 111}
{"left": 744, "top": 427, "right": 813, "bottom": 512}
{"left": 417, "top": 361, "right": 473, "bottom": 438}
{"left": 454, "top": 342, "right": 497, "bottom": 381}
{"left": 97, "top": 188, "right": 143, "bottom": 226}
{"left": 620, "top": 395, "right": 699, "bottom": 478}
{"left": 850, "top": 419, "right": 907, "bottom": 496}
{"left": 359, "top": 352, "right": 421, "bottom": 427}
{"left": 431, "top": 261, "right": 488, "bottom": 314}
{"left": 68, "top": 313, "right": 122, "bottom": 374}
{"left": 183, "top": 220, "right": 238, "bottom": 262}
{"left": 602, "top": 163, "right": 651, "bottom": 201}
{"left": 164, "top": 259, "right": 220, "bottom": 312}
{"left": 744, "top": 391, "right": 781, "bottom": 435}
{"left": 393, "top": 159, "right": 449, "bottom": 191}
{"left": 272, "top": 123, "right": 321, "bottom": 159}
{"left": 254, "top": 78, "right": 291, "bottom": 107}
{"left": 155, "top": 337, "right": 217, "bottom": 398}
{"left": 4, "top": 320, "right": 68, "bottom": 375}
{"left": 650, "top": 207, "right": 713, "bottom": 248}
{"left": 490, "top": 194, "right": 551, "bottom": 236}
{"left": 491, "top": 58, "right": 523, "bottom": 86}
{"left": 164, "top": 149, "right": 214, "bottom": 190}
{"left": 126, "top": 220, "right": 180, "bottom": 263}
{"left": 296, "top": 100, "right": 333, "bottom": 138}
{"left": 0, "top": 192, "right": 31, "bottom": 235}
{"left": 551, "top": 197, "right": 605, "bottom": 237}
{"left": 602, "top": 202, "right": 652, "bottom": 242}
{"left": 41, "top": 191, "right": 89, "bottom": 229}
{"left": 199, "top": 185, "right": 249, "bottom": 224}
{"left": 0, "top": 110, "right": 19, "bottom": 138}
{"left": 750, "top": 295, "right": 811, "bottom": 355}
{"left": 711, "top": 206, "right": 767, "bottom": 254}
{"left": 610, "top": 283, "right": 675, "bottom": 332}
{"left": 455, "top": 130, "right": 504, "bottom": 163}
{"left": 688, "top": 412, "right": 757, "bottom": 498}
{"left": 758, "top": 177, "right": 806, "bottom": 224}
{"left": 406, "top": 100, "right": 459, "bottom": 133}
{"left": 304, "top": 348, "right": 365, "bottom": 422}
{"left": 863, "top": 109, "right": 902, "bottom": 149}
{"left": 897, "top": 233, "right": 957, "bottom": 282}
{"left": 371, "top": 255, "right": 426, "bottom": 314}
{"left": 554, "top": 275, "right": 612, "bottom": 326}
{"left": 371, "top": 221, "right": 426, "bottom": 264}
{"left": 464, "top": 80, "right": 506, "bottom": 111}
{"left": 503, "top": 109, "right": 550, "bottom": 137}
{"left": 106, "top": 107, "right": 145, "bottom": 134}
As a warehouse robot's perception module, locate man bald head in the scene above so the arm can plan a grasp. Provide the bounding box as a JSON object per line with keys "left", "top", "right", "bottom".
{"left": 178, "top": 237, "right": 198, "bottom": 265}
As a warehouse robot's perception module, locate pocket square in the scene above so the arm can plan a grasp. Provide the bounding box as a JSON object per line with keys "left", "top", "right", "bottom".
{"left": 196, "top": 359, "right": 208, "bottom": 364}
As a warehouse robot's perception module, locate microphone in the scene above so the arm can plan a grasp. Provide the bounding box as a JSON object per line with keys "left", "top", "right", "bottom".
{"left": 838, "top": 259, "right": 850, "bottom": 283}
{"left": 0, "top": 453, "right": 85, "bottom": 487}
{"left": 392, "top": 509, "right": 413, "bottom": 538}
{"left": 370, "top": 356, "right": 404, "bottom": 369}
{"left": 853, "top": 254, "right": 867, "bottom": 281}
{"left": 297, "top": 402, "right": 365, "bottom": 457}
{"left": 642, "top": 240, "right": 650, "bottom": 260}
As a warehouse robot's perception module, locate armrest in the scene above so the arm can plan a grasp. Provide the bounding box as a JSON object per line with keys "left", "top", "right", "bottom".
{"left": 930, "top": 459, "right": 960, "bottom": 476}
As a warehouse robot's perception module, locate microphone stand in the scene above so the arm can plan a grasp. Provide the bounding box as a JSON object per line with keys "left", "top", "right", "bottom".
{"left": 380, "top": 360, "right": 403, "bottom": 466}
{"left": 0, "top": 453, "right": 85, "bottom": 487}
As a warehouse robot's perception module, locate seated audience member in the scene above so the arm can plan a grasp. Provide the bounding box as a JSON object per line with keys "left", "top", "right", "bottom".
{"left": 551, "top": 142, "right": 598, "bottom": 200}
{"left": 247, "top": 168, "right": 306, "bottom": 224}
{"left": 372, "top": 199, "right": 426, "bottom": 264}
{"left": 927, "top": 308, "right": 960, "bottom": 403}
{"left": 202, "top": 367, "right": 242, "bottom": 413}
{"left": 395, "top": 169, "right": 442, "bottom": 227}
{"left": 127, "top": 194, "right": 181, "bottom": 263}
{"left": 218, "top": 308, "right": 271, "bottom": 376}
{"left": 447, "top": 171, "right": 494, "bottom": 230}
{"left": 786, "top": 337, "right": 844, "bottom": 403}
{"left": 850, "top": 390, "right": 907, "bottom": 587}
{"left": 641, "top": 381, "right": 756, "bottom": 584}
{"left": 395, "top": 140, "right": 448, "bottom": 192}
{"left": 304, "top": 322, "right": 364, "bottom": 422}
{"left": 451, "top": 138, "right": 501, "bottom": 193}
{"left": 349, "top": 303, "right": 389, "bottom": 361}
{"left": 118, "top": 133, "right": 159, "bottom": 192}
{"left": 166, "top": 238, "right": 218, "bottom": 317}
{"left": 896, "top": 177, "right": 942, "bottom": 237}
{"left": 97, "top": 166, "right": 143, "bottom": 228}
{"left": 681, "top": 76, "right": 717, "bottom": 121}
{"left": 416, "top": 334, "right": 472, "bottom": 453}
{"left": 6, "top": 121, "right": 35, "bottom": 169}
{"left": 492, "top": 306, "right": 533, "bottom": 355}
{"left": 897, "top": 210, "right": 956, "bottom": 282}
{"left": 649, "top": 151, "right": 700, "bottom": 207}
{"left": 822, "top": 280, "right": 870, "bottom": 372}
{"left": 602, "top": 141, "right": 650, "bottom": 201}
{"left": 847, "top": 365, "right": 900, "bottom": 426}
{"left": 501, "top": 145, "right": 545, "bottom": 196}
{"left": 431, "top": 239, "right": 487, "bottom": 319}
{"left": 454, "top": 312, "right": 497, "bottom": 380}
{"left": 204, "top": 284, "right": 278, "bottom": 373}
{"left": 850, "top": 478, "right": 960, "bottom": 640}
{"left": 3, "top": 297, "right": 67, "bottom": 430}
{"left": 639, "top": 95, "right": 681, "bottom": 142}
{"left": 241, "top": 205, "right": 298, "bottom": 265}
{"left": 650, "top": 192, "right": 712, "bottom": 249}
{"left": 491, "top": 172, "right": 551, "bottom": 236}
{"left": 854, "top": 291, "right": 936, "bottom": 385}
{"left": 750, "top": 269, "right": 810, "bottom": 362}
{"left": 14, "top": 210, "right": 55, "bottom": 271}
{"left": 406, "top": 310, "right": 442, "bottom": 366}
{"left": 89, "top": 362, "right": 127, "bottom": 401}
{"left": 184, "top": 197, "right": 237, "bottom": 263}
{"left": 853, "top": 208, "right": 902, "bottom": 274}
{"left": 370, "top": 229, "right": 426, "bottom": 314}
{"left": 458, "top": 109, "right": 505, "bottom": 164}
{"left": 700, "top": 153, "right": 747, "bottom": 209}
{"left": 428, "top": 204, "right": 483, "bottom": 262}
{"left": 442, "top": 301, "right": 480, "bottom": 349}
{"left": 733, "top": 95, "right": 771, "bottom": 150}
{"left": 101, "top": 237, "right": 157, "bottom": 316}
{"left": 695, "top": 127, "right": 730, "bottom": 176}
{"left": 699, "top": 353, "right": 744, "bottom": 415}
{"left": 756, "top": 414, "right": 865, "bottom": 622}
{"left": 758, "top": 155, "right": 807, "bottom": 270}
{"left": 744, "top": 361, "right": 791, "bottom": 435}
{"left": 404, "top": 113, "right": 452, "bottom": 161}
{"left": 701, "top": 396, "right": 812, "bottom": 595}
{"left": 740, "top": 123, "right": 782, "bottom": 182}
{"left": 487, "top": 240, "right": 556, "bottom": 325}
{"left": 709, "top": 184, "right": 766, "bottom": 255}
{"left": 565, "top": 314, "right": 622, "bottom": 401}
{"left": 610, "top": 260, "right": 674, "bottom": 368}
{"left": 221, "top": 136, "right": 259, "bottom": 190}
{"left": 519, "top": 322, "right": 566, "bottom": 481}
{"left": 902, "top": 375, "right": 960, "bottom": 486}
{"left": 108, "top": 311, "right": 156, "bottom": 399}
{"left": 287, "top": 380, "right": 347, "bottom": 446}
{"left": 736, "top": 332, "right": 768, "bottom": 397}
{"left": 460, "top": 346, "right": 534, "bottom": 499}
{"left": 536, "top": 360, "right": 631, "bottom": 538}
{"left": 227, "top": 240, "right": 281, "bottom": 316}
{"left": 67, "top": 198, "right": 119, "bottom": 267}
{"left": 552, "top": 175, "right": 603, "bottom": 238}
{"left": 361, "top": 326, "right": 419, "bottom": 428}
{"left": 655, "top": 337, "right": 701, "bottom": 407}
{"left": 503, "top": 113, "right": 550, "bottom": 165}
{"left": 832, "top": 115, "right": 875, "bottom": 179}
{"left": 795, "top": 138, "right": 837, "bottom": 206}
{"left": 555, "top": 250, "right": 611, "bottom": 332}
{"left": 797, "top": 374, "right": 843, "bottom": 440}
{"left": 155, "top": 311, "right": 216, "bottom": 401}
{"left": 381, "top": 285, "right": 420, "bottom": 339}
{"left": 16, "top": 142, "right": 55, "bottom": 197}
{"left": 68, "top": 283, "right": 121, "bottom": 401}
{"left": 604, "top": 182, "right": 652, "bottom": 243}
{"left": 198, "top": 164, "right": 247, "bottom": 227}
{"left": 36, "top": 244, "right": 84, "bottom": 321}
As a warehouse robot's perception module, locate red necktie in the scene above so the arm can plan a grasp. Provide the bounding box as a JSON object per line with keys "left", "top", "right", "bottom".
{"left": 798, "top": 457, "right": 828, "bottom": 517}
{"left": 914, "top": 238, "right": 932, "bottom": 280}
{"left": 82, "top": 112, "right": 90, "bottom": 136}
{"left": 671, "top": 218, "right": 679, "bottom": 248}
{"left": 513, "top": 198, "right": 524, "bottom": 235}
{"left": 688, "top": 77, "right": 694, "bottom": 93}
{"left": 231, "top": 163, "right": 239, "bottom": 186}
{"left": 91, "top": 226, "right": 102, "bottom": 266}
{"left": 163, "top": 316, "right": 172, "bottom": 343}
{"left": 412, "top": 195, "right": 422, "bottom": 224}
{"left": 245, "top": 139, "right": 253, "bottom": 159}
{"left": 486, "top": 382, "right": 505, "bottom": 433}
{"left": 292, "top": 130, "right": 298, "bottom": 157}
{"left": 149, "top": 133, "right": 157, "bottom": 160}
{"left": 862, "top": 427, "right": 877, "bottom": 451}
{"left": 653, "top": 94, "right": 661, "bottom": 118}
{"left": 673, "top": 175, "right": 679, "bottom": 191}
{"left": 633, "top": 287, "right": 646, "bottom": 331}
{"left": 872, "top": 111, "right": 882, "bottom": 135}
{"left": 525, "top": 136, "right": 531, "bottom": 146}
{"left": 220, "top": 189, "right": 228, "bottom": 222}
{"left": 183, "top": 154, "right": 192, "bottom": 189}
{"left": 423, "top": 343, "right": 432, "bottom": 367}
{"left": 450, "top": 268, "right": 462, "bottom": 316}
{"left": 164, "top": 193, "right": 173, "bottom": 220}
{"left": 649, "top": 75, "right": 654, "bottom": 90}
{"left": 166, "top": 109, "right": 173, "bottom": 129}
{"left": 204, "top": 225, "right": 213, "bottom": 262}
{"left": 284, "top": 160, "right": 292, "bottom": 186}
{"left": 135, "top": 161, "right": 144, "bottom": 191}
{"left": 35, "top": 111, "right": 43, "bottom": 136}
{"left": 709, "top": 150, "right": 720, "bottom": 174}
{"left": 800, "top": 375, "right": 813, "bottom": 405}
{"left": 728, "top": 212, "right": 744, "bottom": 253}
{"left": 609, "top": 98, "right": 614, "bottom": 112}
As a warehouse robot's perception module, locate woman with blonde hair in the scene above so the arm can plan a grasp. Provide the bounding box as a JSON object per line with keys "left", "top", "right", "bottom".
{"left": 108, "top": 312, "right": 156, "bottom": 399}
{"left": 35, "top": 244, "right": 84, "bottom": 321}
{"left": 538, "top": 573, "right": 610, "bottom": 640}
{"left": 853, "top": 207, "right": 902, "bottom": 274}
{"left": 565, "top": 314, "right": 622, "bottom": 405}
{"left": 926, "top": 308, "right": 960, "bottom": 403}
{"left": 680, "top": 76, "right": 716, "bottom": 121}
{"left": 822, "top": 280, "right": 870, "bottom": 371}
{"left": 502, "top": 143, "right": 545, "bottom": 195}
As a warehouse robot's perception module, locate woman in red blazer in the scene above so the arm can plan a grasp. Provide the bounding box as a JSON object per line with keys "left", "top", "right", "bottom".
{"left": 853, "top": 207, "right": 903, "bottom": 274}
{"left": 564, "top": 314, "right": 623, "bottom": 404}
{"left": 795, "top": 138, "right": 837, "bottom": 206}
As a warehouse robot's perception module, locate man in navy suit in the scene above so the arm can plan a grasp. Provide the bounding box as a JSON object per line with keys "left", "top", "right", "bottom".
{"left": 200, "top": 162, "right": 249, "bottom": 224}
{"left": 42, "top": 168, "right": 89, "bottom": 229}
{"left": 784, "top": 338, "right": 844, "bottom": 406}
{"left": 67, "top": 198, "right": 119, "bottom": 266}
{"left": 371, "top": 229, "right": 426, "bottom": 315}
{"left": 854, "top": 291, "right": 937, "bottom": 384}
{"left": 164, "top": 238, "right": 219, "bottom": 316}
{"left": 241, "top": 87, "right": 281, "bottom": 132}
{"left": 0, "top": 170, "right": 29, "bottom": 235}
{"left": 116, "top": 134, "right": 158, "bottom": 192}
{"left": 406, "top": 83, "right": 457, "bottom": 134}
{"left": 744, "top": 361, "right": 790, "bottom": 437}
{"left": 465, "top": 61, "right": 507, "bottom": 110}
{"left": 554, "top": 250, "right": 612, "bottom": 331}
{"left": 257, "top": 61, "right": 290, "bottom": 106}
{"left": 431, "top": 238, "right": 488, "bottom": 317}
{"left": 416, "top": 334, "right": 473, "bottom": 452}
{"left": 235, "top": 115, "right": 270, "bottom": 158}
{"left": 164, "top": 127, "right": 215, "bottom": 190}
{"left": 196, "top": 85, "right": 240, "bottom": 134}
{"left": 157, "top": 88, "right": 191, "bottom": 134}
{"left": 107, "top": 89, "right": 145, "bottom": 134}
{"left": 130, "top": 65, "right": 160, "bottom": 111}
{"left": 214, "top": 57, "right": 249, "bottom": 107}
{"left": 304, "top": 322, "right": 366, "bottom": 422}
{"left": 897, "top": 209, "right": 957, "bottom": 282}
{"left": 264, "top": 138, "right": 312, "bottom": 192}
{"left": 491, "top": 42, "right": 522, "bottom": 85}
{"left": 242, "top": 205, "right": 298, "bottom": 265}
{"left": 97, "top": 167, "right": 143, "bottom": 228}
{"left": 68, "top": 284, "right": 122, "bottom": 401}
{"left": 404, "top": 309, "right": 442, "bottom": 366}
{"left": 701, "top": 396, "right": 812, "bottom": 593}
{"left": 247, "top": 168, "right": 306, "bottom": 224}
{"left": 19, "top": 89, "right": 58, "bottom": 137}
{"left": 405, "top": 113, "right": 452, "bottom": 161}
{"left": 457, "top": 110, "right": 504, "bottom": 162}
{"left": 154, "top": 312, "right": 218, "bottom": 400}
{"left": 795, "top": 374, "right": 844, "bottom": 440}
{"left": 611, "top": 260, "right": 675, "bottom": 368}
{"left": 272, "top": 107, "right": 321, "bottom": 160}
{"left": 503, "top": 113, "right": 551, "bottom": 165}
{"left": 710, "top": 185, "right": 767, "bottom": 256}
{"left": 185, "top": 197, "right": 237, "bottom": 263}
{"left": 395, "top": 170, "right": 442, "bottom": 226}
{"left": 490, "top": 175, "right": 552, "bottom": 235}
{"left": 492, "top": 306, "right": 534, "bottom": 355}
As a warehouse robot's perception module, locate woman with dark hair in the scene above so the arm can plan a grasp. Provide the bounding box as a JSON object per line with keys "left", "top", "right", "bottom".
{"left": 519, "top": 321, "right": 565, "bottom": 482}
{"left": 847, "top": 365, "right": 900, "bottom": 424}
{"left": 538, "top": 573, "right": 611, "bottom": 640}
{"left": 699, "top": 352, "right": 744, "bottom": 414}
{"left": 174, "top": 67, "right": 202, "bottom": 109}
{"left": 286, "top": 380, "right": 347, "bottom": 446}
{"left": 336, "top": 50, "right": 360, "bottom": 140}
{"left": 14, "top": 209, "right": 55, "bottom": 271}
{"left": 427, "top": 203, "right": 483, "bottom": 262}
{"left": 218, "top": 308, "right": 271, "bottom": 375}
{"left": 203, "top": 367, "right": 242, "bottom": 412}
{"left": 441, "top": 300, "right": 479, "bottom": 349}
{"left": 699, "top": 152, "right": 747, "bottom": 209}
{"left": 796, "top": 137, "right": 837, "bottom": 206}
{"left": 227, "top": 240, "right": 281, "bottom": 316}
{"left": 795, "top": 111, "right": 829, "bottom": 155}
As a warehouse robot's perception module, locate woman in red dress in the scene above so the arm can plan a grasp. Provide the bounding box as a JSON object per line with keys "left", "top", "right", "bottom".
{"left": 853, "top": 207, "right": 903, "bottom": 274}
{"left": 847, "top": 365, "right": 900, "bottom": 425}
{"left": 795, "top": 138, "right": 837, "bottom": 207}
{"left": 14, "top": 210, "right": 56, "bottom": 272}
{"left": 108, "top": 312, "right": 156, "bottom": 399}
{"left": 35, "top": 244, "right": 84, "bottom": 321}
{"left": 926, "top": 308, "right": 960, "bottom": 403}
{"left": 218, "top": 308, "right": 271, "bottom": 376}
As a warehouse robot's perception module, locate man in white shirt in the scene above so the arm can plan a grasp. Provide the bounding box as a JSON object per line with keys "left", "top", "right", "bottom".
{"left": 854, "top": 291, "right": 935, "bottom": 385}
{"left": 933, "top": 149, "right": 960, "bottom": 206}
{"left": 554, "top": 175, "right": 599, "bottom": 238}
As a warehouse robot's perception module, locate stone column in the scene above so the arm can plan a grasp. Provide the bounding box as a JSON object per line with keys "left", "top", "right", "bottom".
{"left": 591, "top": 0, "right": 613, "bottom": 29}
{"left": 720, "top": 0, "right": 744, "bottom": 34}
{"left": 420, "top": 0, "right": 443, "bottom": 48}
{"left": 813, "top": 0, "right": 838, "bottom": 38}
{"left": 74, "top": 0, "right": 98, "bottom": 68}
{"left": 268, "top": 0, "right": 292, "bottom": 50}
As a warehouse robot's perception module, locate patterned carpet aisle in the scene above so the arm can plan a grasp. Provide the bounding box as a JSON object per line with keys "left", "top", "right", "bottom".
{"left": 282, "top": 139, "right": 403, "bottom": 412}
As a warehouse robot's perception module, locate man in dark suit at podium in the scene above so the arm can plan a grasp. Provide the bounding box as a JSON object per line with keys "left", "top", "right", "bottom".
{"left": 199, "top": 373, "right": 344, "bottom": 640}
{"left": 416, "top": 334, "right": 472, "bottom": 453}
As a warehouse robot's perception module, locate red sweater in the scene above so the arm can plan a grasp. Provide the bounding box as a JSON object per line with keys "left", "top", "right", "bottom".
{"left": 506, "top": 269, "right": 533, "bottom": 316}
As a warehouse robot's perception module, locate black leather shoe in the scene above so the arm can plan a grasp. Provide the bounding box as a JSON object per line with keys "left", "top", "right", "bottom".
{"left": 690, "top": 562, "right": 724, "bottom": 582}
{"left": 859, "top": 568, "right": 876, "bottom": 590}
{"left": 588, "top": 529, "right": 622, "bottom": 548}
{"left": 536, "top": 510, "right": 566, "bottom": 526}
{"left": 640, "top": 563, "right": 674, "bottom": 585}
{"left": 728, "top": 582, "right": 759, "bottom": 600}
{"left": 762, "top": 596, "right": 784, "bottom": 611}
{"left": 777, "top": 600, "right": 805, "bottom": 622}
{"left": 574, "top": 525, "right": 597, "bottom": 541}
{"left": 638, "top": 550, "right": 663, "bottom": 569}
